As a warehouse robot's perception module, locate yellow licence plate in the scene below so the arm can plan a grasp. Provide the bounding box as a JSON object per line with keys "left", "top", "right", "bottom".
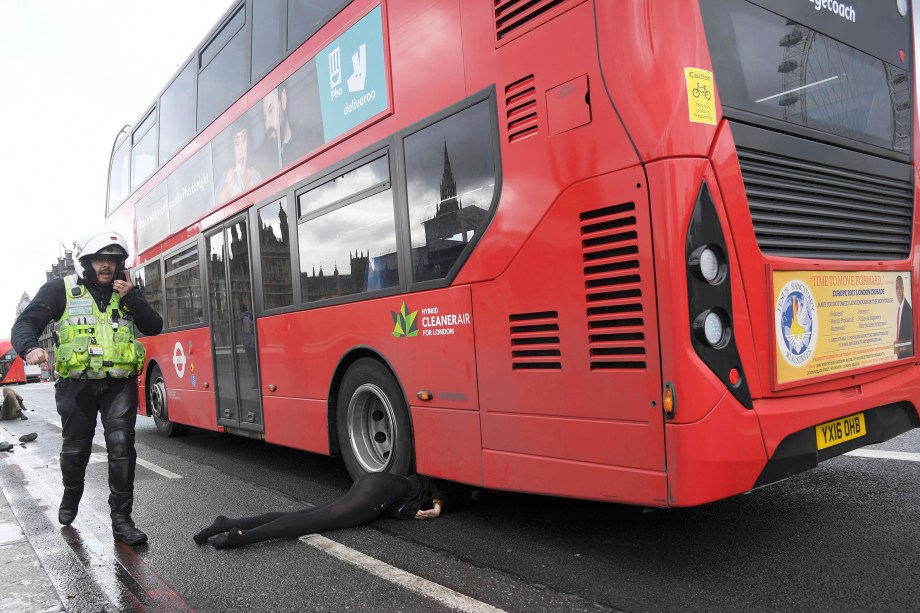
{"left": 815, "top": 413, "right": 866, "bottom": 450}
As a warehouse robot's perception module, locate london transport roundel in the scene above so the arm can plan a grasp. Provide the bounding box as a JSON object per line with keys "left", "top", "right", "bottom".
{"left": 172, "top": 341, "right": 187, "bottom": 378}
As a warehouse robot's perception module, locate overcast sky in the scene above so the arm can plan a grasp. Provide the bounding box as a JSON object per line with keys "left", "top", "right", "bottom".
{"left": 0, "top": 0, "right": 230, "bottom": 339}
{"left": 0, "top": 1, "right": 918, "bottom": 342}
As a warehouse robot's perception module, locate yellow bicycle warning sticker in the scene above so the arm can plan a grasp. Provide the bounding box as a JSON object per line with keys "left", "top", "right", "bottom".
{"left": 685, "top": 68, "right": 716, "bottom": 125}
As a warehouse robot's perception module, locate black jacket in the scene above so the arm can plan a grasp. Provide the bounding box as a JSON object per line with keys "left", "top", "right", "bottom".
{"left": 11, "top": 277, "right": 163, "bottom": 357}
{"left": 387, "top": 475, "right": 472, "bottom": 519}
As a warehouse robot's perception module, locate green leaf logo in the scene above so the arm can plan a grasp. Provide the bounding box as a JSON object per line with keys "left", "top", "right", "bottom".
{"left": 391, "top": 302, "right": 419, "bottom": 338}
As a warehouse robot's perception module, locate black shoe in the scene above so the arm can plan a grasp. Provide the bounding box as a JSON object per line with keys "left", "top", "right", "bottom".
{"left": 112, "top": 515, "right": 148, "bottom": 546}
{"left": 212, "top": 527, "right": 245, "bottom": 549}
{"left": 19, "top": 412, "right": 28, "bottom": 420}
{"left": 194, "top": 515, "right": 230, "bottom": 545}
{"left": 19, "top": 432, "right": 37, "bottom": 442}
{"left": 59, "top": 485, "right": 83, "bottom": 525}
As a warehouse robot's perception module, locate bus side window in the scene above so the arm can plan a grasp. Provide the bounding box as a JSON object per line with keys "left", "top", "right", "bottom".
{"left": 164, "top": 247, "right": 203, "bottom": 329}
{"left": 258, "top": 197, "right": 294, "bottom": 310}
{"left": 404, "top": 101, "right": 497, "bottom": 283}
{"left": 297, "top": 156, "right": 398, "bottom": 303}
{"left": 135, "top": 261, "right": 165, "bottom": 335}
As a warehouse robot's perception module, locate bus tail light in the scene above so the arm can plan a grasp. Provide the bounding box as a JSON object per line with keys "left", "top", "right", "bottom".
{"left": 692, "top": 308, "right": 729, "bottom": 348}
{"left": 689, "top": 244, "right": 726, "bottom": 285}
{"left": 685, "top": 182, "right": 753, "bottom": 409}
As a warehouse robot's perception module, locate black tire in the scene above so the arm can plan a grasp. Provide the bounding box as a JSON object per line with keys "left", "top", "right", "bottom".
{"left": 148, "top": 365, "right": 189, "bottom": 437}
{"left": 336, "top": 358, "right": 413, "bottom": 480}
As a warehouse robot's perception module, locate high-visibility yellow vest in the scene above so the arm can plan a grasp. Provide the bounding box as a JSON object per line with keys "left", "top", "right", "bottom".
{"left": 55, "top": 274, "right": 146, "bottom": 379}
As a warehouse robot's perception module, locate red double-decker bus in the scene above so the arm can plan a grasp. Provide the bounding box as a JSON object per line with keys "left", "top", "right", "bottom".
{"left": 106, "top": 0, "right": 920, "bottom": 506}
{"left": 0, "top": 339, "right": 30, "bottom": 385}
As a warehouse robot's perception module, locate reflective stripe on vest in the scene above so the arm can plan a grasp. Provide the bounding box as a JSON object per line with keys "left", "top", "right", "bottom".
{"left": 55, "top": 274, "right": 146, "bottom": 379}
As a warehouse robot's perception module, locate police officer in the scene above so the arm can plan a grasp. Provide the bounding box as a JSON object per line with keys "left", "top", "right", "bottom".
{"left": 11, "top": 232, "right": 162, "bottom": 546}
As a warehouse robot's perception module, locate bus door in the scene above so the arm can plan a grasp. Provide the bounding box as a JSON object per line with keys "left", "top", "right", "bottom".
{"left": 205, "top": 214, "right": 263, "bottom": 434}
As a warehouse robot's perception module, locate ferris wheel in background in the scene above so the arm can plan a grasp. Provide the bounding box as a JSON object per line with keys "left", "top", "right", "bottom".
{"left": 775, "top": 17, "right": 911, "bottom": 153}
{"left": 776, "top": 21, "right": 813, "bottom": 124}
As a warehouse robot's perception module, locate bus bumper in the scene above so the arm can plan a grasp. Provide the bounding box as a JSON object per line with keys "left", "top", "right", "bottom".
{"left": 665, "top": 366, "right": 920, "bottom": 507}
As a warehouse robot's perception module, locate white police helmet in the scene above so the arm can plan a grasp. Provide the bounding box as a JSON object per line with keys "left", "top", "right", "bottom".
{"left": 73, "top": 231, "right": 130, "bottom": 278}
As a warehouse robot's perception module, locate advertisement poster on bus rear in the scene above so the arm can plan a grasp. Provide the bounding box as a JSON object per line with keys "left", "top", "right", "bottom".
{"left": 772, "top": 270, "right": 913, "bottom": 387}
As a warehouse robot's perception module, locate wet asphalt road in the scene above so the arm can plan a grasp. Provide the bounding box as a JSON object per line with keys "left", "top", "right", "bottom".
{"left": 1, "top": 382, "right": 919, "bottom": 612}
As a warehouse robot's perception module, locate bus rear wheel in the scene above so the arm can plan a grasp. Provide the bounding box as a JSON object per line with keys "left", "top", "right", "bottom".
{"left": 337, "top": 358, "right": 413, "bottom": 480}
{"left": 149, "top": 365, "right": 188, "bottom": 437}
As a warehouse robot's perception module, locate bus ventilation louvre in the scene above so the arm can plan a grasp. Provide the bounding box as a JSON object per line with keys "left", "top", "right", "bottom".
{"left": 509, "top": 311, "right": 561, "bottom": 370}
{"left": 505, "top": 76, "right": 539, "bottom": 143}
{"left": 737, "top": 148, "right": 914, "bottom": 260}
{"left": 494, "top": 0, "right": 585, "bottom": 42}
{"left": 580, "top": 202, "right": 646, "bottom": 371}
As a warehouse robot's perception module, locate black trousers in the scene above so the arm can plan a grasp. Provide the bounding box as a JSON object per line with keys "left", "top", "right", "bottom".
{"left": 55, "top": 377, "right": 139, "bottom": 513}
{"left": 211, "top": 472, "right": 411, "bottom": 546}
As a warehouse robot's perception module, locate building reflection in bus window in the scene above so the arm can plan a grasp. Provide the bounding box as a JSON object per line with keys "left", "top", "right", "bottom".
{"left": 134, "top": 261, "right": 164, "bottom": 333}
{"left": 404, "top": 101, "right": 496, "bottom": 282}
{"left": 298, "top": 190, "right": 398, "bottom": 303}
{"left": 208, "top": 233, "right": 230, "bottom": 349}
{"left": 165, "top": 247, "right": 203, "bottom": 329}
{"left": 258, "top": 197, "right": 294, "bottom": 310}
{"left": 227, "top": 219, "right": 254, "bottom": 340}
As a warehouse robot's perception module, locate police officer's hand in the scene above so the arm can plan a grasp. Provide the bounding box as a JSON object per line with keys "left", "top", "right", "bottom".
{"left": 114, "top": 270, "right": 134, "bottom": 297}
{"left": 26, "top": 348, "right": 48, "bottom": 365}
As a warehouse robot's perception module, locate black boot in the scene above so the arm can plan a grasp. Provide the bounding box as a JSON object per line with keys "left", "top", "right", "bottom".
{"left": 58, "top": 445, "right": 90, "bottom": 526}
{"left": 108, "top": 447, "right": 147, "bottom": 546}
{"left": 59, "top": 485, "right": 83, "bottom": 525}
{"left": 110, "top": 495, "right": 148, "bottom": 546}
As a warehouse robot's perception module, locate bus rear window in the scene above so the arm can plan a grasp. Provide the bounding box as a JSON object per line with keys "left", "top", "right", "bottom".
{"left": 700, "top": 0, "right": 911, "bottom": 155}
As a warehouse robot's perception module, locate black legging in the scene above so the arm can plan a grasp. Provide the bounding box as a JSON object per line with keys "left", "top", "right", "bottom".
{"left": 194, "top": 472, "right": 411, "bottom": 549}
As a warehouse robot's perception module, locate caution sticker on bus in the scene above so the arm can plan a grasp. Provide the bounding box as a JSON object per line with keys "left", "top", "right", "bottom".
{"left": 815, "top": 412, "right": 866, "bottom": 450}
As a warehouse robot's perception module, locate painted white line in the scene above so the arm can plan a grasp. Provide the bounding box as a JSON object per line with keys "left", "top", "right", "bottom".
{"left": 47, "top": 422, "right": 182, "bottom": 479}
{"left": 136, "top": 458, "right": 182, "bottom": 479}
{"left": 85, "top": 452, "right": 182, "bottom": 479}
{"left": 302, "top": 534, "right": 506, "bottom": 613}
{"left": 845, "top": 449, "right": 920, "bottom": 462}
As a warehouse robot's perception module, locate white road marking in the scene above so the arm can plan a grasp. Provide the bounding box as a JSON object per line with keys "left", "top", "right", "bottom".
{"left": 137, "top": 458, "right": 183, "bottom": 478}
{"left": 845, "top": 449, "right": 920, "bottom": 462}
{"left": 302, "top": 534, "right": 507, "bottom": 613}
{"left": 18, "top": 411, "right": 182, "bottom": 478}
{"left": 87, "top": 452, "right": 182, "bottom": 479}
